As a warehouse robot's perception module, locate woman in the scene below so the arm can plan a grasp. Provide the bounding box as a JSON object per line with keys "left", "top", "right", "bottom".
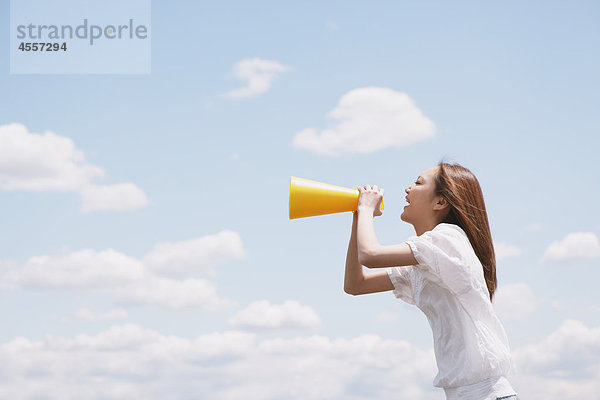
{"left": 344, "top": 162, "right": 517, "bottom": 400}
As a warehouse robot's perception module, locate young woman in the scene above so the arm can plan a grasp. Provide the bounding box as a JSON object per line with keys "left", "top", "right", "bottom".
{"left": 344, "top": 162, "right": 517, "bottom": 400}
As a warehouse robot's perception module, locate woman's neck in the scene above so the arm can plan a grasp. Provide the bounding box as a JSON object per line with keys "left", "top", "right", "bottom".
{"left": 413, "top": 218, "right": 442, "bottom": 236}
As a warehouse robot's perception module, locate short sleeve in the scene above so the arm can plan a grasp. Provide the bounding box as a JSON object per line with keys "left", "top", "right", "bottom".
{"left": 387, "top": 266, "right": 417, "bottom": 305}
{"left": 405, "top": 231, "right": 441, "bottom": 276}
{"left": 404, "top": 224, "right": 475, "bottom": 294}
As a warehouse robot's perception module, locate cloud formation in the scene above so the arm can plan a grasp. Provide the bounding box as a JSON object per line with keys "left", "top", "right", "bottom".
{"left": 512, "top": 319, "right": 600, "bottom": 399}
{"left": 494, "top": 242, "right": 522, "bottom": 260}
{"left": 144, "top": 230, "right": 245, "bottom": 277}
{"left": 292, "top": 87, "right": 435, "bottom": 156}
{"left": 0, "top": 230, "right": 245, "bottom": 310}
{"left": 1, "top": 249, "right": 144, "bottom": 290}
{"left": 0, "top": 324, "right": 437, "bottom": 400}
{"left": 493, "top": 282, "right": 543, "bottom": 320}
{"left": 79, "top": 183, "right": 148, "bottom": 213}
{"left": 541, "top": 232, "right": 600, "bottom": 263}
{"left": 62, "top": 306, "right": 128, "bottom": 322}
{"left": 228, "top": 300, "right": 321, "bottom": 330}
{"left": 0, "top": 123, "right": 147, "bottom": 213}
{"left": 224, "top": 58, "right": 288, "bottom": 99}
{"left": 118, "top": 277, "right": 234, "bottom": 310}
{"left": 1, "top": 319, "right": 598, "bottom": 400}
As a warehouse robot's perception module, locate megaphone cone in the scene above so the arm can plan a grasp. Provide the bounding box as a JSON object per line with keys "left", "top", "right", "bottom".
{"left": 289, "top": 177, "right": 383, "bottom": 219}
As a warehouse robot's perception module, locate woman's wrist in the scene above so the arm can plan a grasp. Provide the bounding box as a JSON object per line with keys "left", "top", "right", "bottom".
{"left": 356, "top": 206, "right": 374, "bottom": 215}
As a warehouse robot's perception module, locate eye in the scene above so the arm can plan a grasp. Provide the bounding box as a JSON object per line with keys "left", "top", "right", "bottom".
{"left": 414, "top": 180, "right": 420, "bottom": 185}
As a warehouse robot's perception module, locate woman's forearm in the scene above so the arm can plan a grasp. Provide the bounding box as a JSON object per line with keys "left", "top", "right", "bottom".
{"left": 344, "top": 212, "right": 364, "bottom": 294}
{"left": 356, "top": 207, "right": 381, "bottom": 265}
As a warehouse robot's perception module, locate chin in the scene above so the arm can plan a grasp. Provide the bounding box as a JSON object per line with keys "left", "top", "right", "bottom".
{"left": 401, "top": 211, "right": 415, "bottom": 226}
{"left": 400, "top": 212, "right": 408, "bottom": 223}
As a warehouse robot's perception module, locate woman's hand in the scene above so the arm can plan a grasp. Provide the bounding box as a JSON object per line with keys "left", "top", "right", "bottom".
{"left": 357, "top": 185, "right": 384, "bottom": 217}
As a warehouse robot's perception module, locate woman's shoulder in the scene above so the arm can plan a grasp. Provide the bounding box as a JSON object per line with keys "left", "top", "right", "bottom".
{"left": 410, "top": 223, "right": 469, "bottom": 254}
{"left": 433, "top": 222, "right": 467, "bottom": 237}
{"left": 429, "top": 223, "right": 472, "bottom": 251}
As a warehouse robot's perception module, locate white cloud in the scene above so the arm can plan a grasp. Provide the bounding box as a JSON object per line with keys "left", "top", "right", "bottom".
{"left": 224, "top": 58, "right": 288, "bottom": 99}
{"left": 228, "top": 300, "right": 321, "bottom": 330}
{"left": 292, "top": 87, "right": 435, "bottom": 156}
{"left": 541, "top": 232, "right": 600, "bottom": 263}
{"left": 0, "top": 324, "right": 437, "bottom": 400}
{"left": 0, "top": 123, "right": 104, "bottom": 191}
{"left": 0, "top": 123, "right": 147, "bottom": 213}
{"left": 493, "top": 282, "right": 543, "bottom": 320}
{"left": 0, "top": 230, "right": 244, "bottom": 310}
{"left": 511, "top": 319, "right": 600, "bottom": 399}
{"left": 494, "top": 242, "right": 522, "bottom": 260}
{"left": 2, "top": 319, "right": 599, "bottom": 399}
{"left": 62, "top": 306, "right": 128, "bottom": 322}
{"left": 144, "top": 230, "right": 245, "bottom": 277}
{"left": 2, "top": 249, "right": 145, "bottom": 290}
{"left": 588, "top": 305, "right": 600, "bottom": 313}
{"left": 118, "top": 277, "right": 236, "bottom": 310}
{"left": 515, "top": 319, "right": 600, "bottom": 372}
{"left": 79, "top": 183, "right": 148, "bottom": 213}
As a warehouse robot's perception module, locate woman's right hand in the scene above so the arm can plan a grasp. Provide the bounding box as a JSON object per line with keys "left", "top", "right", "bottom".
{"left": 357, "top": 185, "right": 384, "bottom": 217}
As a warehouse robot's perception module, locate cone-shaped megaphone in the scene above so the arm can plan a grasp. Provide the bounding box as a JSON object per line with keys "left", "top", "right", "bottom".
{"left": 289, "top": 176, "right": 383, "bottom": 219}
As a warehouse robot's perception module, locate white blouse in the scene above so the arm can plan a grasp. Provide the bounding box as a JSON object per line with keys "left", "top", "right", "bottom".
{"left": 387, "top": 223, "right": 516, "bottom": 400}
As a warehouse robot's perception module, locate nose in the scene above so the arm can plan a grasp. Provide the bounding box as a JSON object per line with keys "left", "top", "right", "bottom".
{"left": 405, "top": 186, "right": 410, "bottom": 194}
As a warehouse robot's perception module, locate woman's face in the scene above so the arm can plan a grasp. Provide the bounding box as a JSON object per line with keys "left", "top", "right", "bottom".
{"left": 400, "top": 166, "right": 441, "bottom": 225}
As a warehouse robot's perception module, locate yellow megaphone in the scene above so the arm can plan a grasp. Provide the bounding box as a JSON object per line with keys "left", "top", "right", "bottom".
{"left": 289, "top": 176, "right": 383, "bottom": 219}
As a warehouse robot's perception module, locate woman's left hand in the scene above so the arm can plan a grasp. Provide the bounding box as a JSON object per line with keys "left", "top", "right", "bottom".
{"left": 357, "top": 185, "right": 384, "bottom": 217}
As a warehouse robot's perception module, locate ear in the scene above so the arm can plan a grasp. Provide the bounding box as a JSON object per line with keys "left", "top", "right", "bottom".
{"left": 433, "top": 196, "right": 449, "bottom": 211}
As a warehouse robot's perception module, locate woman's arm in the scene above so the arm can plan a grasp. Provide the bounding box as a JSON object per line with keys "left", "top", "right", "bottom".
{"left": 344, "top": 212, "right": 394, "bottom": 295}
{"left": 356, "top": 186, "right": 418, "bottom": 268}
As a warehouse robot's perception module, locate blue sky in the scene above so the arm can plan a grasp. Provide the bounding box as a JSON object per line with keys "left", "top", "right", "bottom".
{"left": 1, "top": 1, "right": 599, "bottom": 399}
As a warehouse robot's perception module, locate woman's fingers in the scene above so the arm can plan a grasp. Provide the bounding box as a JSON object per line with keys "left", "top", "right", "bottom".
{"left": 358, "top": 185, "right": 384, "bottom": 194}
{"left": 358, "top": 185, "right": 385, "bottom": 200}
{"left": 357, "top": 184, "right": 384, "bottom": 216}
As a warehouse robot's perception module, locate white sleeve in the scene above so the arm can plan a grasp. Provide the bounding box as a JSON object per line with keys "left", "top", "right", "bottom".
{"left": 404, "top": 224, "right": 474, "bottom": 294}
{"left": 387, "top": 266, "right": 417, "bottom": 305}
{"left": 404, "top": 229, "right": 441, "bottom": 275}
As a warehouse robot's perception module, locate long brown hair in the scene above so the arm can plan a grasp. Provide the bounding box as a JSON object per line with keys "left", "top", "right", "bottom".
{"left": 434, "top": 162, "right": 497, "bottom": 301}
